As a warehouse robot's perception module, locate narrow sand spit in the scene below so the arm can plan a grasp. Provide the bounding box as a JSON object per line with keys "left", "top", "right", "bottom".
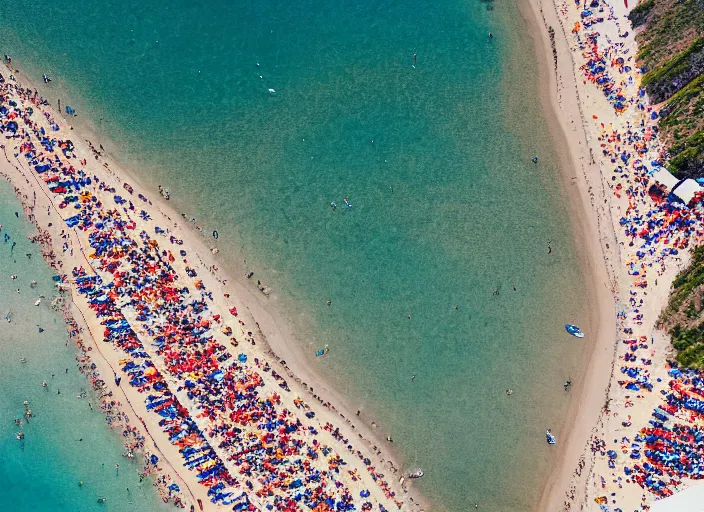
{"left": 0, "top": 63, "right": 421, "bottom": 511}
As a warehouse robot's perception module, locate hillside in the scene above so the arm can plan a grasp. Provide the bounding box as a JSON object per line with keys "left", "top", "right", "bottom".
{"left": 630, "top": 0, "right": 704, "bottom": 179}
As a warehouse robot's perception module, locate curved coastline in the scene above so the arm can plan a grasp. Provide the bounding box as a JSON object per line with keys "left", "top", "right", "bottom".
{"left": 521, "top": 0, "right": 704, "bottom": 508}
{"left": 0, "top": 62, "right": 421, "bottom": 511}
{"left": 516, "top": 0, "right": 624, "bottom": 509}
{"left": 518, "top": 0, "right": 618, "bottom": 506}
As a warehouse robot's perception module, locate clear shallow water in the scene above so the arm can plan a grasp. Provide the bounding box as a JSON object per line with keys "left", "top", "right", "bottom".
{"left": 0, "top": 1, "right": 591, "bottom": 509}
{"left": 0, "top": 181, "right": 170, "bottom": 511}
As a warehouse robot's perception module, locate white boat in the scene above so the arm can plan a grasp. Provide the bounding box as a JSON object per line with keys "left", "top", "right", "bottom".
{"left": 407, "top": 469, "right": 424, "bottom": 479}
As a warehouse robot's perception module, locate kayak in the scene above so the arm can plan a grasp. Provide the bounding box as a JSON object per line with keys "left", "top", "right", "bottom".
{"left": 565, "top": 324, "right": 585, "bottom": 338}
{"left": 546, "top": 430, "right": 556, "bottom": 445}
{"left": 315, "top": 345, "right": 329, "bottom": 357}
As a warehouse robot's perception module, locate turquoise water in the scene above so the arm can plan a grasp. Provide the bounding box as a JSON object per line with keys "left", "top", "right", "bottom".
{"left": 0, "top": 1, "right": 591, "bottom": 510}
{"left": 0, "top": 181, "right": 171, "bottom": 511}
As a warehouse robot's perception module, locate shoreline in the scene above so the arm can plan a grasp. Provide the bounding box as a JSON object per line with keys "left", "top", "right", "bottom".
{"left": 7, "top": 64, "right": 417, "bottom": 494}
{"left": 0, "top": 62, "right": 420, "bottom": 511}
{"left": 515, "top": 0, "right": 623, "bottom": 509}
{"left": 0, "top": 149, "right": 210, "bottom": 509}
{"left": 520, "top": 0, "right": 704, "bottom": 508}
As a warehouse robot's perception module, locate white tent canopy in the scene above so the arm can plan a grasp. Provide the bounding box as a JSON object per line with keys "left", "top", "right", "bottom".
{"left": 651, "top": 168, "right": 703, "bottom": 204}
{"left": 652, "top": 168, "right": 679, "bottom": 190}
{"left": 651, "top": 484, "right": 704, "bottom": 512}
{"left": 673, "top": 178, "right": 702, "bottom": 204}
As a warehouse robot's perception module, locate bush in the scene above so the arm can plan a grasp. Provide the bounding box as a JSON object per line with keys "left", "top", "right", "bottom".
{"left": 628, "top": 0, "right": 655, "bottom": 27}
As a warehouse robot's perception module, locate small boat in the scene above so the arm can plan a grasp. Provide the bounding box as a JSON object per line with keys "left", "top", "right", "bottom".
{"left": 565, "top": 324, "right": 584, "bottom": 338}
{"left": 407, "top": 469, "right": 424, "bottom": 479}
{"left": 546, "top": 429, "right": 556, "bottom": 445}
{"left": 315, "top": 345, "right": 329, "bottom": 357}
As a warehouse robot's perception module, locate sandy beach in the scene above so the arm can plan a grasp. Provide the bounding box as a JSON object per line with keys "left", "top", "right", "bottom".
{"left": 0, "top": 62, "right": 420, "bottom": 511}
{"left": 518, "top": 0, "right": 704, "bottom": 509}
{"left": 4, "top": 0, "right": 704, "bottom": 506}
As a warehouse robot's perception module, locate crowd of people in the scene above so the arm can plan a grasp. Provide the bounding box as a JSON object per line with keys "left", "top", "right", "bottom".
{"left": 0, "top": 65, "right": 405, "bottom": 511}
{"left": 560, "top": 0, "right": 704, "bottom": 507}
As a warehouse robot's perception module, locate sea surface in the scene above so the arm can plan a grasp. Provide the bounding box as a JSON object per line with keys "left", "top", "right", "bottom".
{"left": 0, "top": 180, "right": 172, "bottom": 511}
{"left": 0, "top": 0, "right": 591, "bottom": 510}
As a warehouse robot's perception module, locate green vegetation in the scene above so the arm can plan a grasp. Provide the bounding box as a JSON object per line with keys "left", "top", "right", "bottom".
{"left": 659, "top": 74, "right": 704, "bottom": 133}
{"left": 641, "top": 38, "right": 704, "bottom": 103}
{"left": 641, "top": 38, "right": 704, "bottom": 88}
{"left": 663, "top": 247, "right": 704, "bottom": 369}
{"left": 669, "top": 323, "right": 704, "bottom": 369}
{"left": 628, "top": 0, "right": 655, "bottom": 28}
{"left": 667, "top": 129, "right": 704, "bottom": 178}
{"left": 634, "top": 0, "right": 704, "bottom": 74}
{"left": 630, "top": 0, "right": 704, "bottom": 177}
{"left": 667, "top": 246, "right": 704, "bottom": 314}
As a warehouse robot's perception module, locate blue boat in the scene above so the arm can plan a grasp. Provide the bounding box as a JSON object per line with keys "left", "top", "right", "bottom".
{"left": 565, "top": 324, "right": 585, "bottom": 338}
{"left": 546, "top": 429, "right": 556, "bottom": 445}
